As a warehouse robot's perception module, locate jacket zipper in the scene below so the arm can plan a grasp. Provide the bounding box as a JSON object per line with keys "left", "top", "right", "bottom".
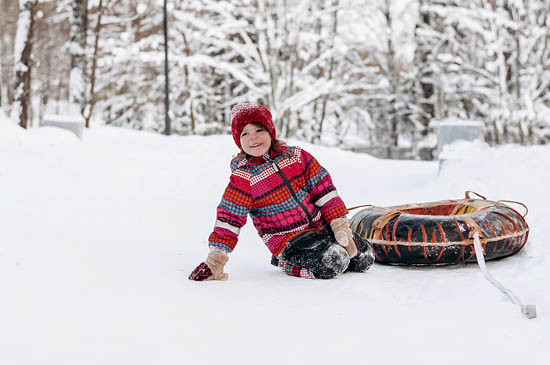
{"left": 265, "top": 155, "right": 313, "bottom": 225}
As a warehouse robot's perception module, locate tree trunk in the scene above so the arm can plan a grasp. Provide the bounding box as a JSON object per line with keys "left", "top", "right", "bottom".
{"left": 312, "top": 0, "right": 324, "bottom": 141}
{"left": 84, "top": 0, "right": 105, "bottom": 128}
{"left": 383, "top": 0, "right": 399, "bottom": 147}
{"left": 318, "top": 0, "right": 339, "bottom": 139}
{"left": 39, "top": 50, "right": 51, "bottom": 127}
{"left": 181, "top": 31, "right": 195, "bottom": 132}
{"left": 13, "top": 0, "right": 36, "bottom": 129}
{"left": 414, "top": 0, "right": 434, "bottom": 135}
{"left": 69, "top": 0, "right": 88, "bottom": 116}
{"left": 0, "top": 40, "right": 3, "bottom": 108}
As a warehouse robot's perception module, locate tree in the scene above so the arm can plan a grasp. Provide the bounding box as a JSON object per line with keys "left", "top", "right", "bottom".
{"left": 0, "top": 36, "right": 4, "bottom": 108}
{"left": 0, "top": 0, "right": 19, "bottom": 111}
{"left": 84, "top": 0, "right": 106, "bottom": 128}
{"left": 69, "top": 0, "right": 88, "bottom": 115}
{"left": 415, "top": 0, "right": 550, "bottom": 146}
{"left": 13, "top": 0, "right": 37, "bottom": 128}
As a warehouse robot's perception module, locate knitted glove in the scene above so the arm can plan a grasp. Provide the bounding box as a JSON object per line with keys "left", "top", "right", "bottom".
{"left": 189, "top": 251, "right": 229, "bottom": 281}
{"left": 330, "top": 217, "right": 358, "bottom": 258}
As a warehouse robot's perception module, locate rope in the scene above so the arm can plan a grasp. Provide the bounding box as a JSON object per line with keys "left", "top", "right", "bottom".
{"left": 347, "top": 204, "right": 373, "bottom": 211}
{"left": 472, "top": 231, "right": 536, "bottom": 319}
{"left": 463, "top": 191, "right": 528, "bottom": 217}
{"left": 495, "top": 199, "right": 529, "bottom": 218}
{"left": 465, "top": 191, "right": 487, "bottom": 200}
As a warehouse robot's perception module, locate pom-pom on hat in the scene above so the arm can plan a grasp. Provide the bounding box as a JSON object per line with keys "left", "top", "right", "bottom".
{"left": 231, "top": 103, "right": 276, "bottom": 149}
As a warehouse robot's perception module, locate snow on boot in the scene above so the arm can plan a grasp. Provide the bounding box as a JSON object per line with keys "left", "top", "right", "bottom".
{"left": 347, "top": 233, "right": 375, "bottom": 273}
{"left": 314, "top": 244, "right": 350, "bottom": 279}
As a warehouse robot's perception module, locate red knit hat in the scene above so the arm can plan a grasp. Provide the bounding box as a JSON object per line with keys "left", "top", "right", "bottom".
{"left": 231, "top": 103, "right": 276, "bottom": 149}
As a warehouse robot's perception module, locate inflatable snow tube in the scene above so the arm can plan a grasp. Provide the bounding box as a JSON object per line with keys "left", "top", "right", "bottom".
{"left": 349, "top": 191, "right": 530, "bottom": 265}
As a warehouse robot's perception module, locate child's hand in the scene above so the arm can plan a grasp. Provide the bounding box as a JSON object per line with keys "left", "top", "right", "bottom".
{"left": 330, "top": 217, "right": 358, "bottom": 258}
{"left": 189, "top": 251, "right": 229, "bottom": 281}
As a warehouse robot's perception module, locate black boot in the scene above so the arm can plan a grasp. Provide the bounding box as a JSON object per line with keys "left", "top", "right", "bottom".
{"left": 347, "top": 233, "right": 375, "bottom": 272}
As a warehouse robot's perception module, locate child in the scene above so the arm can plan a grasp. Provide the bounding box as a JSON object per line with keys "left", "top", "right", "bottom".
{"left": 189, "top": 103, "right": 374, "bottom": 280}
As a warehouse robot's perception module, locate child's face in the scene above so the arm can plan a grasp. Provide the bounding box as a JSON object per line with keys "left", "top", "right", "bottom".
{"left": 240, "top": 123, "right": 272, "bottom": 157}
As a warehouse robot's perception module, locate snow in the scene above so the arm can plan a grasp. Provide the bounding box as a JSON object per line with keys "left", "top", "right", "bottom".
{"left": 1, "top": 113, "right": 549, "bottom": 364}
{"left": 43, "top": 114, "right": 85, "bottom": 123}
{"left": 13, "top": 0, "right": 32, "bottom": 62}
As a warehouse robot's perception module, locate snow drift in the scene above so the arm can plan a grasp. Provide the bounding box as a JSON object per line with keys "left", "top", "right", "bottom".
{"left": 1, "top": 113, "right": 548, "bottom": 364}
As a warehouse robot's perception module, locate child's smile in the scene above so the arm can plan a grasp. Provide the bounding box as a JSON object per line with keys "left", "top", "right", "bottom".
{"left": 240, "top": 123, "right": 272, "bottom": 157}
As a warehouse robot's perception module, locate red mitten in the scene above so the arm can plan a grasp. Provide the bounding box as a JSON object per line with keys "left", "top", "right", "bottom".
{"left": 189, "top": 251, "right": 229, "bottom": 281}
{"left": 189, "top": 262, "right": 214, "bottom": 281}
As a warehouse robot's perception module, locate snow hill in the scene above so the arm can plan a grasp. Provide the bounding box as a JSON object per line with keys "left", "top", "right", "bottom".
{"left": 1, "top": 112, "right": 549, "bottom": 364}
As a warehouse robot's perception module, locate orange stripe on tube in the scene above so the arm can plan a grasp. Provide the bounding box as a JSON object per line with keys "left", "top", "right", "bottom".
{"left": 393, "top": 219, "right": 401, "bottom": 258}
{"left": 433, "top": 221, "right": 446, "bottom": 262}
{"left": 484, "top": 219, "right": 498, "bottom": 253}
{"left": 421, "top": 224, "right": 427, "bottom": 260}
{"left": 392, "top": 220, "right": 399, "bottom": 240}
{"left": 407, "top": 228, "right": 412, "bottom": 253}
{"left": 435, "top": 245, "right": 446, "bottom": 262}
{"left": 453, "top": 217, "right": 465, "bottom": 240}
{"left": 485, "top": 219, "right": 497, "bottom": 237}
{"left": 498, "top": 220, "right": 508, "bottom": 251}
{"left": 502, "top": 214, "right": 522, "bottom": 250}
{"left": 454, "top": 218, "right": 466, "bottom": 261}
{"left": 383, "top": 224, "right": 390, "bottom": 256}
{"left": 467, "top": 244, "right": 476, "bottom": 260}
{"left": 511, "top": 235, "right": 521, "bottom": 250}
{"left": 518, "top": 232, "right": 528, "bottom": 251}
{"left": 436, "top": 221, "right": 446, "bottom": 242}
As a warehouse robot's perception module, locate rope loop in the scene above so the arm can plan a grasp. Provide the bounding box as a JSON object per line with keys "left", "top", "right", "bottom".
{"left": 495, "top": 200, "right": 529, "bottom": 218}
{"left": 465, "top": 191, "right": 487, "bottom": 200}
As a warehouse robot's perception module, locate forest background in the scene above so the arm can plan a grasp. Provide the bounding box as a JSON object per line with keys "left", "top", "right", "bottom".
{"left": 2, "top": 0, "right": 550, "bottom": 160}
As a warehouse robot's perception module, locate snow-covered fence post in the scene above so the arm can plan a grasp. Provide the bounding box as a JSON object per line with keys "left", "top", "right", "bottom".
{"left": 43, "top": 114, "right": 85, "bottom": 139}
{"left": 12, "top": 0, "right": 37, "bottom": 129}
{"left": 437, "top": 119, "right": 484, "bottom": 172}
{"left": 69, "top": 0, "right": 88, "bottom": 116}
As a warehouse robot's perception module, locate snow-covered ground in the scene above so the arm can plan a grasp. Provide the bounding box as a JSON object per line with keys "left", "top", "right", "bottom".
{"left": 1, "top": 112, "right": 549, "bottom": 365}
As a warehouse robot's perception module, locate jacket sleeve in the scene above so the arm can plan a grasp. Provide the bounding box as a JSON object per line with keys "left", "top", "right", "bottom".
{"left": 207, "top": 169, "right": 252, "bottom": 253}
{"left": 299, "top": 148, "right": 348, "bottom": 223}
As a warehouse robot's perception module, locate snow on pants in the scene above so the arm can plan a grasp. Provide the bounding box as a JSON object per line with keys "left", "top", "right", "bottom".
{"left": 280, "top": 227, "right": 373, "bottom": 279}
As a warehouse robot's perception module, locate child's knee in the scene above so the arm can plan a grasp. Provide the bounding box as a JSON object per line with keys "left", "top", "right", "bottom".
{"left": 316, "top": 244, "right": 350, "bottom": 279}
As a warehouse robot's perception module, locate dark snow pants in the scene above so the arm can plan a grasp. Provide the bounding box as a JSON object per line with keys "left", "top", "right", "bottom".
{"left": 279, "top": 227, "right": 374, "bottom": 279}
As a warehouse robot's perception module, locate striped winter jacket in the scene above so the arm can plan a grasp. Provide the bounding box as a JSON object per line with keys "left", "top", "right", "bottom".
{"left": 208, "top": 146, "right": 349, "bottom": 257}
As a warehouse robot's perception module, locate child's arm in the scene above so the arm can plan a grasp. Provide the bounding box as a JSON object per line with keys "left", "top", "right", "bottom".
{"left": 207, "top": 171, "right": 252, "bottom": 253}
{"left": 299, "top": 148, "right": 348, "bottom": 223}
{"left": 189, "top": 171, "right": 252, "bottom": 281}
{"left": 299, "top": 148, "right": 358, "bottom": 257}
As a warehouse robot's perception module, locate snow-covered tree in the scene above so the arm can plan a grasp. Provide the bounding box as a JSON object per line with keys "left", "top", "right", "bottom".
{"left": 3, "top": 0, "right": 549, "bottom": 155}
{"left": 0, "top": 37, "right": 4, "bottom": 108}
{"left": 69, "top": 0, "right": 88, "bottom": 115}
{"left": 415, "top": 0, "right": 550, "bottom": 146}
{"left": 83, "top": 0, "right": 107, "bottom": 128}
{"left": 90, "top": 0, "right": 165, "bottom": 130}
{"left": 13, "top": 0, "right": 38, "bottom": 128}
{"left": 0, "top": 0, "right": 19, "bottom": 110}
